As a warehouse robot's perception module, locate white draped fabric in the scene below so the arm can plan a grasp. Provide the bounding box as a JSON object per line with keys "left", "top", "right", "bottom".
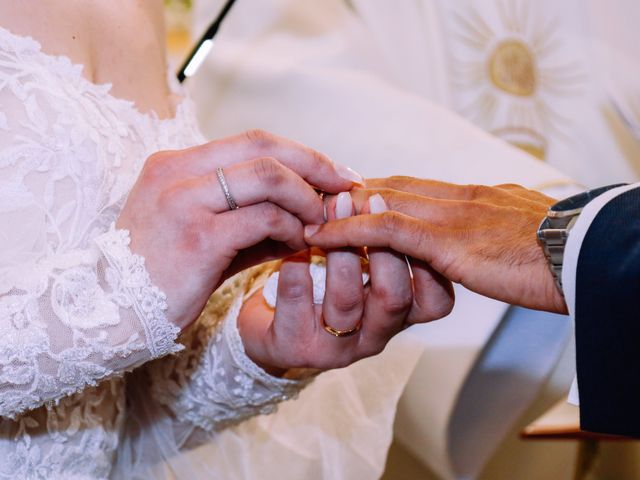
{"left": 184, "top": 1, "right": 593, "bottom": 479}
{"left": 343, "top": 0, "right": 640, "bottom": 186}
{"left": 188, "top": 0, "right": 640, "bottom": 478}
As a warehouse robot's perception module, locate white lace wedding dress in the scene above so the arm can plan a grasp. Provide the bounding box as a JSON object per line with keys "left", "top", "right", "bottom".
{"left": 0, "top": 26, "right": 305, "bottom": 479}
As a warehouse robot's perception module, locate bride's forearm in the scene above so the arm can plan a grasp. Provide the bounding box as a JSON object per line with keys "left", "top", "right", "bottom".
{"left": 141, "top": 267, "right": 310, "bottom": 439}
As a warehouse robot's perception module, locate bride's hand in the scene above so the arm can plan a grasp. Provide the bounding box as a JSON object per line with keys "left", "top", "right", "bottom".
{"left": 116, "top": 130, "right": 362, "bottom": 330}
{"left": 237, "top": 192, "right": 454, "bottom": 373}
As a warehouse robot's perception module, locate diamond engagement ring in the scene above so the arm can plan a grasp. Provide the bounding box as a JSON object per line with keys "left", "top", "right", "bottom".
{"left": 215, "top": 167, "right": 239, "bottom": 210}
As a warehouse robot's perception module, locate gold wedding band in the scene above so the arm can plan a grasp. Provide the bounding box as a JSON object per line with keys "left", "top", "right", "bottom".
{"left": 322, "top": 318, "right": 362, "bottom": 338}
{"left": 216, "top": 167, "right": 239, "bottom": 211}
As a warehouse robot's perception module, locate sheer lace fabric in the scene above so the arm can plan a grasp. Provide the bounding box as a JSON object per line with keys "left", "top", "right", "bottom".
{"left": 0, "top": 26, "right": 303, "bottom": 479}
{"left": 149, "top": 295, "right": 302, "bottom": 433}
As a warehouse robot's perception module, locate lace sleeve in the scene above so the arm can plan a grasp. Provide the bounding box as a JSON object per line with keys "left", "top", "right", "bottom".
{"left": 0, "top": 56, "right": 182, "bottom": 418}
{"left": 145, "top": 267, "right": 309, "bottom": 435}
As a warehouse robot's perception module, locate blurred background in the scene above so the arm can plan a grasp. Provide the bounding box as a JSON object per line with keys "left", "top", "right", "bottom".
{"left": 164, "top": 1, "right": 640, "bottom": 479}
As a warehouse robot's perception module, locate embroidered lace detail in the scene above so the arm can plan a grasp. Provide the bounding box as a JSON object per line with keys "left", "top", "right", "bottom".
{"left": 149, "top": 295, "right": 306, "bottom": 433}
{"left": 0, "top": 225, "right": 183, "bottom": 420}
{"left": 94, "top": 225, "right": 182, "bottom": 358}
{"left": 0, "top": 25, "right": 198, "bottom": 133}
{"left": 0, "top": 23, "right": 305, "bottom": 478}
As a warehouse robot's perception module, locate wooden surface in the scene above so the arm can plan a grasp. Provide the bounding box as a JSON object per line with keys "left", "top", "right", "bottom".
{"left": 521, "top": 399, "right": 634, "bottom": 441}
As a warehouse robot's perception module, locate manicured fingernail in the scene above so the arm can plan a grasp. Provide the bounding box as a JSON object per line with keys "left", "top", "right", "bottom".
{"left": 335, "top": 192, "right": 353, "bottom": 219}
{"left": 305, "top": 225, "right": 320, "bottom": 237}
{"left": 369, "top": 194, "right": 388, "bottom": 214}
{"left": 335, "top": 164, "right": 364, "bottom": 185}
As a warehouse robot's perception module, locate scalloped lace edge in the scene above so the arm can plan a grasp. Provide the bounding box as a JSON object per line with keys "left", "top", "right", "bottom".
{"left": 94, "top": 224, "right": 182, "bottom": 358}
{"left": 223, "top": 296, "right": 301, "bottom": 390}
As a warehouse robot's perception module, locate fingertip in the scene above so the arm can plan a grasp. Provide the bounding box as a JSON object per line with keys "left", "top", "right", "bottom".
{"left": 335, "top": 192, "right": 353, "bottom": 219}
{"left": 408, "top": 260, "right": 456, "bottom": 323}
{"left": 304, "top": 224, "right": 321, "bottom": 239}
{"left": 335, "top": 164, "right": 364, "bottom": 186}
{"left": 369, "top": 194, "right": 388, "bottom": 214}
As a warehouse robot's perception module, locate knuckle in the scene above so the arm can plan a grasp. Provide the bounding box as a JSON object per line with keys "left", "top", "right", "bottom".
{"left": 410, "top": 224, "right": 432, "bottom": 256}
{"left": 495, "top": 183, "right": 521, "bottom": 190}
{"left": 330, "top": 284, "right": 363, "bottom": 313}
{"left": 254, "top": 157, "right": 285, "bottom": 187}
{"left": 277, "top": 278, "right": 308, "bottom": 302}
{"left": 465, "top": 184, "right": 492, "bottom": 200}
{"left": 463, "top": 201, "right": 485, "bottom": 217}
{"left": 310, "top": 148, "right": 331, "bottom": 171}
{"left": 261, "top": 203, "right": 285, "bottom": 230}
{"left": 374, "top": 286, "right": 413, "bottom": 315}
{"left": 333, "top": 294, "right": 363, "bottom": 314}
{"left": 142, "top": 151, "right": 175, "bottom": 182}
{"left": 388, "top": 192, "right": 414, "bottom": 213}
{"left": 381, "top": 211, "right": 401, "bottom": 235}
{"left": 244, "top": 129, "right": 276, "bottom": 150}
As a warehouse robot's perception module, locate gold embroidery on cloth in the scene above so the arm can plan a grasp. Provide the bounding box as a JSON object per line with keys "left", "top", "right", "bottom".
{"left": 450, "top": 0, "right": 585, "bottom": 160}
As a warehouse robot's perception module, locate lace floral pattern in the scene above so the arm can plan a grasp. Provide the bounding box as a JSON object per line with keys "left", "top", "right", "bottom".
{"left": 150, "top": 295, "right": 305, "bottom": 432}
{"left": 94, "top": 226, "right": 182, "bottom": 359}
{"left": 0, "top": 26, "right": 304, "bottom": 479}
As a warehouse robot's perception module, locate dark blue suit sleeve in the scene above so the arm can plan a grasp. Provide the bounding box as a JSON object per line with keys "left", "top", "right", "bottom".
{"left": 576, "top": 186, "right": 640, "bottom": 437}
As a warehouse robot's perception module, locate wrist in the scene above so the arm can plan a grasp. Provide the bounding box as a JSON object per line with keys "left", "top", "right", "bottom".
{"left": 540, "top": 261, "right": 568, "bottom": 314}
{"left": 537, "top": 184, "right": 626, "bottom": 314}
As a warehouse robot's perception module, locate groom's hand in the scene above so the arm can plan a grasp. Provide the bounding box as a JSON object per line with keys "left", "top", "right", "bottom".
{"left": 305, "top": 177, "right": 567, "bottom": 314}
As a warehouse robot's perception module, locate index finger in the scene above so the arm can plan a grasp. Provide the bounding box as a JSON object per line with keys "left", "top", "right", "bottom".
{"left": 304, "top": 212, "right": 439, "bottom": 265}
{"left": 365, "top": 177, "right": 469, "bottom": 199}
{"left": 188, "top": 130, "right": 364, "bottom": 193}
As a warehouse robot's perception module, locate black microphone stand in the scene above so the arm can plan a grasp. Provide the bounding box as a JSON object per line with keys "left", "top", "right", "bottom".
{"left": 176, "top": 0, "right": 238, "bottom": 82}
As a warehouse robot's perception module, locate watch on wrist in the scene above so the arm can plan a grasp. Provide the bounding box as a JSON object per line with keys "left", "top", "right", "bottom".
{"left": 537, "top": 184, "right": 627, "bottom": 293}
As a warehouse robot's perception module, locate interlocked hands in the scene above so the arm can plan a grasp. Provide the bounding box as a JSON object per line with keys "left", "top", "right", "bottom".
{"left": 305, "top": 177, "right": 567, "bottom": 315}
{"left": 118, "top": 131, "right": 452, "bottom": 375}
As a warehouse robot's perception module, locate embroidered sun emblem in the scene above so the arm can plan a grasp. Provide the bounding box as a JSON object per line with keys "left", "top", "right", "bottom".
{"left": 489, "top": 39, "right": 536, "bottom": 96}
{"left": 450, "top": 0, "right": 585, "bottom": 159}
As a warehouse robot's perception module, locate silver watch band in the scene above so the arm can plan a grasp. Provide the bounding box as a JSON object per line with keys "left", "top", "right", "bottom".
{"left": 537, "top": 216, "right": 574, "bottom": 291}
{"left": 537, "top": 184, "right": 627, "bottom": 294}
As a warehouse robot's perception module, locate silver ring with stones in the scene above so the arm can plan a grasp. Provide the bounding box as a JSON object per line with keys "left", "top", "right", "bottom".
{"left": 216, "top": 167, "right": 239, "bottom": 210}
